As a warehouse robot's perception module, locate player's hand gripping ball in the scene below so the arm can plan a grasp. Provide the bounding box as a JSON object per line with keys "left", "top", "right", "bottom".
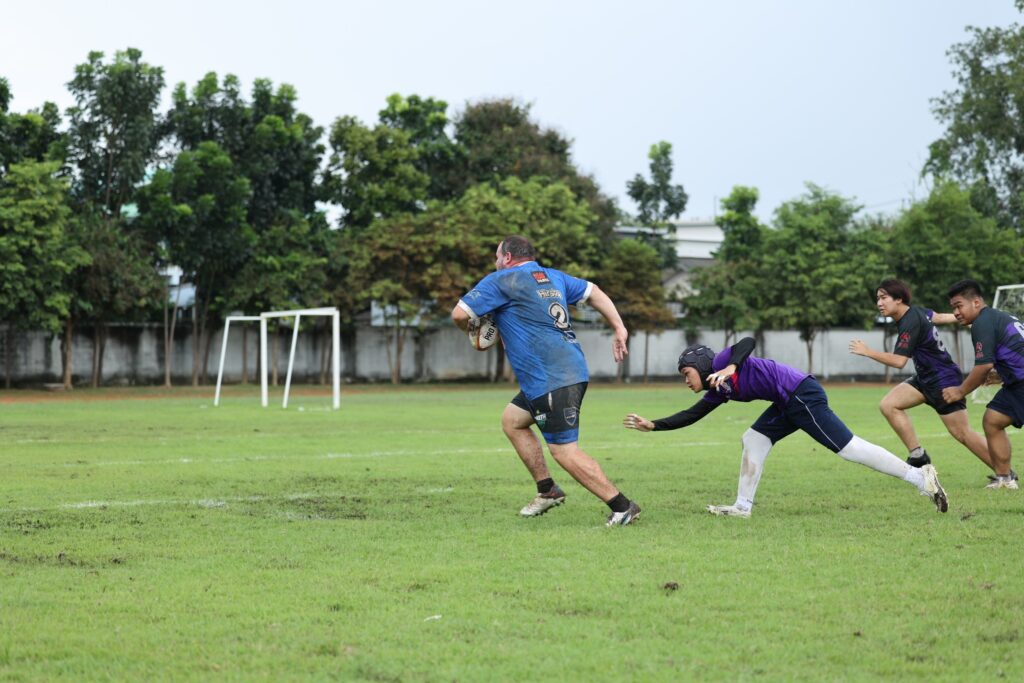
{"left": 468, "top": 315, "right": 500, "bottom": 351}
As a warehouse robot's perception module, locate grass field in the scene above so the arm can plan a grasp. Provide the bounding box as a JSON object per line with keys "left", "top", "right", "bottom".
{"left": 1, "top": 382, "right": 1022, "bottom": 681}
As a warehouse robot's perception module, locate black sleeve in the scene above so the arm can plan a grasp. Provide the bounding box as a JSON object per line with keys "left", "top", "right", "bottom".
{"left": 727, "top": 337, "right": 756, "bottom": 367}
{"left": 652, "top": 400, "right": 719, "bottom": 431}
{"left": 893, "top": 311, "right": 919, "bottom": 358}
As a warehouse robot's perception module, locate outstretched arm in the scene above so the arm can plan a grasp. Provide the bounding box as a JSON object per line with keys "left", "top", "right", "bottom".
{"left": 849, "top": 339, "right": 910, "bottom": 369}
{"left": 624, "top": 400, "right": 718, "bottom": 432}
{"left": 931, "top": 313, "right": 957, "bottom": 325}
{"left": 587, "top": 284, "right": 628, "bottom": 363}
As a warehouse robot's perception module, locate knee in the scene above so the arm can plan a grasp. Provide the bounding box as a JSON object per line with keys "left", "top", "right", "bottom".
{"left": 742, "top": 429, "right": 771, "bottom": 452}
{"left": 878, "top": 400, "right": 897, "bottom": 418}
{"left": 946, "top": 424, "right": 969, "bottom": 443}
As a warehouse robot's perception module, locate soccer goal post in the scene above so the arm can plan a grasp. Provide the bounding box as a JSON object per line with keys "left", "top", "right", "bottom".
{"left": 213, "top": 307, "right": 341, "bottom": 409}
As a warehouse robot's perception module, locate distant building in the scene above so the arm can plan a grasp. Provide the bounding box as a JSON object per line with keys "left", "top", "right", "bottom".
{"left": 615, "top": 219, "right": 724, "bottom": 315}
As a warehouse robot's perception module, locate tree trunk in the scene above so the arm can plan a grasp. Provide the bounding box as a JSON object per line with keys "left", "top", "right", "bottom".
{"left": 4, "top": 326, "right": 12, "bottom": 389}
{"left": 191, "top": 309, "right": 200, "bottom": 387}
{"left": 201, "top": 321, "right": 214, "bottom": 386}
{"left": 91, "top": 325, "right": 101, "bottom": 388}
{"left": 805, "top": 336, "right": 815, "bottom": 375}
{"left": 164, "top": 282, "right": 182, "bottom": 388}
{"left": 391, "top": 325, "right": 405, "bottom": 385}
{"left": 319, "top": 327, "right": 330, "bottom": 385}
{"left": 643, "top": 331, "right": 650, "bottom": 384}
{"left": 61, "top": 317, "right": 74, "bottom": 390}
{"left": 272, "top": 328, "right": 280, "bottom": 386}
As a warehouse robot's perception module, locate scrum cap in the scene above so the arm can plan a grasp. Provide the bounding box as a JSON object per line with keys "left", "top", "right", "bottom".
{"left": 677, "top": 344, "right": 716, "bottom": 389}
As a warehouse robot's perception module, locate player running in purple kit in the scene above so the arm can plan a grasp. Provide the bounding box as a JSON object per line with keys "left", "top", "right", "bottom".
{"left": 849, "top": 279, "right": 995, "bottom": 479}
{"left": 622, "top": 337, "right": 949, "bottom": 517}
{"left": 942, "top": 279, "right": 1024, "bottom": 490}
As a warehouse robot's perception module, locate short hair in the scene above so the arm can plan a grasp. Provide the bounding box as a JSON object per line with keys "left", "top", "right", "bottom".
{"left": 877, "top": 278, "right": 911, "bottom": 305}
{"left": 947, "top": 279, "right": 985, "bottom": 301}
{"left": 499, "top": 235, "right": 536, "bottom": 260}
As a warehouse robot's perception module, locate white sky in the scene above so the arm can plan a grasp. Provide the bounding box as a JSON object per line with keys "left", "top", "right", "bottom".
{"left": 2, "top": 1, "right": 1020, "bottom": 222}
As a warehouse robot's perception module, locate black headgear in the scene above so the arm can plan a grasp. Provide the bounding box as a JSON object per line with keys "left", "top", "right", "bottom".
{"left": 677, "top": 344, "right": 716, "bottom": 389}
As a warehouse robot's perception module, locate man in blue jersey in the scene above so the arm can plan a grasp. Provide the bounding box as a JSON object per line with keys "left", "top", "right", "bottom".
{"left": 622, "top": 338, "right": 949, "bottom": 517}
{"left": 943, "top": 279, "right": 1024, "bottom": 490}
{"left": 849, "top": 279, "right": 995, "bottom": 479}
{"left": 451, "top": 236, "right": 641, "bottom": 526}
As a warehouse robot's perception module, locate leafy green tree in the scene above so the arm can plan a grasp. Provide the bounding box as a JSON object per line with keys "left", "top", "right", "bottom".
{"left": 684, "top": 186, "right": 767, "bottom": 343}
{"left": 625, "top": 141, "right": 688, "bottom": 268}
{"left": 1, "top": 79, "right": 64, "bottom": 173}
{"left": 379, "top": 93, "right": 464, "bottom": 201}
{"left": 66, "top": 212, "right": 164, "bottom": 386}
{"left": 888, "top": 182, "right": 1024, "bottom": 310}
{"left": 758, "top": 184, "right": 885, "bottom": 373}
{"left": 0, "top": 161, "right": 87, "bottom": 387}
{"left": 597, "top": 239, "right": 674, "bottom": 382}
{"left": 454, "top": 98, "right": 618, "bottom": 248}
{"left": 325, "top": 115, "right": 428, "bottom": 230}
{"left": 926, "top": 11, "right": 1024, "bottom": 229}
{"left": 136, "top": 141, "right": 253, "bottom": 385}
{"left": 65, "top": 48, "right": 165, "bottom": 218}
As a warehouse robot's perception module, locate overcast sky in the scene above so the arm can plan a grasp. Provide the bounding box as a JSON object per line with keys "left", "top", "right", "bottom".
{"left": 2, "top": 1, "right": 1020, "bottom": 222}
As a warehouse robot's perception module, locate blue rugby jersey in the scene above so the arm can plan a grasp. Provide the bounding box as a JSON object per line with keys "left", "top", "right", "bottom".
{"left": 459, "top": 261, "right": 592, "bottom": 399}
{"left": 970, "top": 306, "right": 1024, "bottom": 387}
{"left": 893, "top": 306, "right": 963, "bottom": 389}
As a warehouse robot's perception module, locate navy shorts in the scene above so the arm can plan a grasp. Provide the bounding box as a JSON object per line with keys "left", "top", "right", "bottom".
{"left": 751, "top": 377, "right": 854, "bottom": 453}
{"left": 905, "top": 375, "right": 966, "bottom": 416}
{"left": 511, "top": 382, "right": 587, "bottom": 445}
{"left": 988, "top": 383, "right": 1024, "bottom": 429}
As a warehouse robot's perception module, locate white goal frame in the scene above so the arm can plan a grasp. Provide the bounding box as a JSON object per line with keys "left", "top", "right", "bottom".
{"left": 214, "top": 307, "right": 341, "bottom": 409}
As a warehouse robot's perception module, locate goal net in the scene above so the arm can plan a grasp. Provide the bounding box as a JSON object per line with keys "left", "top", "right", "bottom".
{"left": 972, "top": 284, "right": 1024, "bottom": 406}
{"left": 214, "top": 307, "right": 341, "bottom": 409}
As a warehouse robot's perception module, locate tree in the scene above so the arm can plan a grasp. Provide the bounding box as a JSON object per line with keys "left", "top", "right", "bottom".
{"left": 625, "top": 141, "right": 689, "bottom": 267}
{"left": 597, "top": 239, "right": 674, "bottom": 382}
{"left": 379, "top": 93, "right": 464, "bottom": 201}
{"left": 926, "top": 12, "right": 1024, "bottom": 229}
{"left": 1, "top": 79, "right": 64, "bottom": 174}
{"left": 65, "top": 48, "right": 165, "bottom": 218}
{"left": 758, "top": 185, "right": 885, "bottom": 373}
{"left": 454, "top": 99, "right": 618, "bottom": 248}
{"left": 324, "top": 115, "right": 428, "bottom": 230}
{"left": 888, "top": 182, "right": 1024, "bottom": 310}
{"left": 0, "top": 161, "right": 87, "bottom": 387}
{"left": 136, "top": 141, "right": 253, "bottom": 386}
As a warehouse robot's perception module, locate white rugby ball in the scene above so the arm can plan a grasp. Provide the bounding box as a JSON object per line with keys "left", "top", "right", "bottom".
{"left": 469, "top": 315, "right": 500, "bottom": 351}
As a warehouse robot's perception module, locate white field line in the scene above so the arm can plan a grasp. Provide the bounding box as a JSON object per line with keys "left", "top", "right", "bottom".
{"left": 48, "top": 440, "right": 734, "bottom": 469}
{"left": 0, "top": 491, "right": 349, "bottom": 515}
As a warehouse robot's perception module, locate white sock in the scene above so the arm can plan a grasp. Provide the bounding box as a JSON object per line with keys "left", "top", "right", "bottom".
{"left": 735, "top": 429, "right": 773, "bottom": 508}
{"left": 837, "top": 435, "right": 917, "bottom": 485}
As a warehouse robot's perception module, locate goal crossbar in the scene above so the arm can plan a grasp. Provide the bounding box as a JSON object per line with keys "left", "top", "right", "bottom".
{"left": 213, "top": 308, "right": 341, "bottom": 409}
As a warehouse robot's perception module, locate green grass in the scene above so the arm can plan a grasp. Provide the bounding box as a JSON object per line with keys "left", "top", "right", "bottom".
{"left": 1, "top": 383, "right": 1022, "bottom": 681}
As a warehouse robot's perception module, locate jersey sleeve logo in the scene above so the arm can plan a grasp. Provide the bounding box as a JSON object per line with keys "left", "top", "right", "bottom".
{"left": 976, "top": 341, "right": 984, "bottom": 359}
{"left": 531, "top": 271, "right": 551, "bottom": 284}
{"left": 897, "top": 332, "right": 910, "bottom": 349}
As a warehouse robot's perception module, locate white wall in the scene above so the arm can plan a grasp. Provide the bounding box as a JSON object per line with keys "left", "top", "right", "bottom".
{"left": 0, "top": 323, "right": 978, "bottom": 386}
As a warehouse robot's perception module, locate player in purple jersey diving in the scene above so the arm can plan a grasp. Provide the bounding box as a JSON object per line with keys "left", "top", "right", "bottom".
{"left": 622, "top": 338, "right": 949, "bottom": 517}
{"left": 451, "top": 236, "right": 641, "bottom": 526}
{"left": 943, "top": 279, "right": 1024, "bottom": 490}
{"left": 849, "top": 279, "right": 995, "bottom": 479}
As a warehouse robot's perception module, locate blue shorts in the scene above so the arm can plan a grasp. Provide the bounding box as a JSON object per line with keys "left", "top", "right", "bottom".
{"left": 988, "top": 383, "right": 1024, "bottom": 429}
{"left": 511, "top": 382, "right": 587, "bottom": 445}
{"left": 751, "top": 377, "right": 854, "bottom": 453}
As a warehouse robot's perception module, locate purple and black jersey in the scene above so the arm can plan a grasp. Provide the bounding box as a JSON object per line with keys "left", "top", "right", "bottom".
{"left": 970, "top": 307, "right": 1024, "bottom": 387}
{"left": 700, "top": 349, "right": 810, "bottom": 408}
{"left": 893, "top": 306, "right": 962, "bottom": 389}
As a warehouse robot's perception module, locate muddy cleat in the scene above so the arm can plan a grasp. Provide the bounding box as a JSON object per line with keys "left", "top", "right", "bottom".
{"left": 985, "top": 475, "right": 1020, "bottom": 490}
{"left": 519, "top": 485, "right": 566, "bottom": 517}
{"left": 920, "top": 464, "right": 949, "bottom": 512}
{"left": 706, "top": 504, "right": 751, "bottom": 518}
{"left": 605, "top": 501, "right": 641, "bottom": 526}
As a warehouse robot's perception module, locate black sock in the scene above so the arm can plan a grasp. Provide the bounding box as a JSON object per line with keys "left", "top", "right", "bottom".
{"left": 536, "top": 478, "right": 555, "bottom": 494}
{"left": 606, "top": 493, "right": 630, "bottom": 513}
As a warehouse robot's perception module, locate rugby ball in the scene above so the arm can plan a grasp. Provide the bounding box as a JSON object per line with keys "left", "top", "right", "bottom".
{"left": 468, "top": 315, "right": 500, "bottom": 351}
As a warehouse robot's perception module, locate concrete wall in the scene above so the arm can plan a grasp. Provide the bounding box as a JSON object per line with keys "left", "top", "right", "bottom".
{"left": 0, "top": 322, "right": 978, "bottom": 386}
